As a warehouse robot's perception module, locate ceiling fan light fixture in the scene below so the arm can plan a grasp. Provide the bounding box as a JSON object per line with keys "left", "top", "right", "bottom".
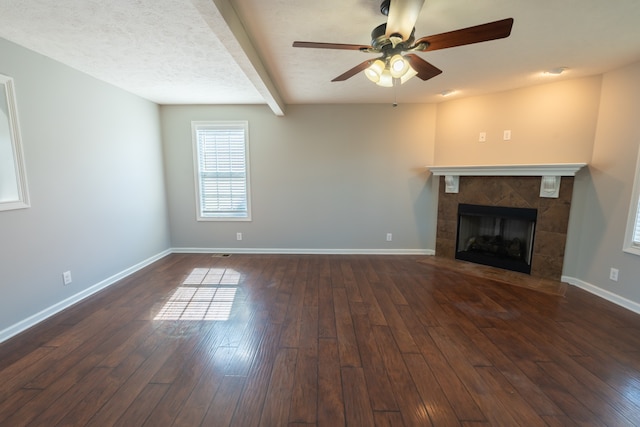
{"left": 364, "top": 69, "right": 380, "bottom": 83}
{"left": 365, "top": 59, "right": 385, "bottom": 83}
{"left": 390, "top": 54, "right": 410, "bottom": 78}
{"left": 377, "top": 69, "right": 394, "bottom": 87}
{"left": 365, "top": 56, "right": 416, "bottom": 87}
{"left": 400, "top": 65, "right": 418, "bottom": 84}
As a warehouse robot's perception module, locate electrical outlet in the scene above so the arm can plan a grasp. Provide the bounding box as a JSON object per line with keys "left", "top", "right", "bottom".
{"left": 236, "top": 232, "right": 242, "bottom": 241}
{"left": 386, "top": 233, "right": 393, "bottom": 241}
{"left": 503, "top": 129, "right": 512, "bottom": 141}
{"left": 609, "top": 268, "right": 619, "bottom": 281}
{"left": 62, "top": 271, "right": 72, "bottom": 285}
{"left": 478, "top": 132, "right": 486, "bottom": 142}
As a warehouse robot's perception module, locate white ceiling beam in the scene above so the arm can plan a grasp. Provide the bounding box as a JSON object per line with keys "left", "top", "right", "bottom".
{"left": 190, "top": 0, "right": 286, "bottom": 116}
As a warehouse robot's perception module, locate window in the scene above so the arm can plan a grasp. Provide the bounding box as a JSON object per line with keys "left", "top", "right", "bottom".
{"left": 624, "top": 147, "right": 640, "bottom": 255}
{"left": 192, "top": 121, "right": 251, "bottom": 221}
{"left": 0, "top": 74, "right": 30, "bottom": 211}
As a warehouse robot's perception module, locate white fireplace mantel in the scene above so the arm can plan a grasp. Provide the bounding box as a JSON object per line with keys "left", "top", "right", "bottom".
{"left": 427, "top": 163, "right": 587, "bottom": 198}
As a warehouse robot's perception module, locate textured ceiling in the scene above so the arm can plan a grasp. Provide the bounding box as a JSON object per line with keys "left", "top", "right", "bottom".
{"left": 0, "top": 0, "right": 640, "bottom": 115}
{"left": 0, "top": 0, "right": 266, "bottom": 105}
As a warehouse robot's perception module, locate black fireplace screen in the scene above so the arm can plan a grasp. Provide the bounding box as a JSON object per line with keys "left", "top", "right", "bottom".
{"left": 455, "top": 203, "right": 537, "bottom": 274}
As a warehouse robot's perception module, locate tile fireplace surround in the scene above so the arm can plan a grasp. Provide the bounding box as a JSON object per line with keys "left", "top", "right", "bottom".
{"left": 429, "top": 164, "right": 586, "bottom": 281}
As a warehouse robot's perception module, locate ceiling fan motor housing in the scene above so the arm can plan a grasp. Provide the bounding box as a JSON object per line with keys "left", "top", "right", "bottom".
{"left": 371, "top": 23, "right": 415, "bottom": 51}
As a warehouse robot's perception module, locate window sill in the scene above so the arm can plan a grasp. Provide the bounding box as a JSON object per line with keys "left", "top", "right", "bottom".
{"left": 197, "top": 216, "right": 252, "bottom": 222}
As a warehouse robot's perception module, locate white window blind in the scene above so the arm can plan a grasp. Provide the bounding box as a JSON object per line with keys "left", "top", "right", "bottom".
{"left": 633, "top": 199, "right": 640, "bottom": 246}
{"left": 192, "top": 121, "right": 250, "bottom": 221}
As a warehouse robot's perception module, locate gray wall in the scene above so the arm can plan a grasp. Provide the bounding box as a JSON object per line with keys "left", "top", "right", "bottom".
{"left": 0, "top": 38, "right": 170, "bottom": 336}
{"left": 565, "top": 60, "right": 640, "bottom": 306}
{"left": 161, "top": 104, "right": 437, "bottom": 252}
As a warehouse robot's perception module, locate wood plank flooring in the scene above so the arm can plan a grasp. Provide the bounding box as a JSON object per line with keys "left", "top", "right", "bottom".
{"left": 1, "top": 253, "right": 640, "bottom": 426}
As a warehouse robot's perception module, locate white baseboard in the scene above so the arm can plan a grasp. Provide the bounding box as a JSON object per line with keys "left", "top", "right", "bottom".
{"left": 0, "top": 249, "right": 172, "bottom": 344}
{"left": 171, "top": 247, "right": 435, "bottom": 256}
{"left": 562, "top": 275, "right": 640, "bottom": 315}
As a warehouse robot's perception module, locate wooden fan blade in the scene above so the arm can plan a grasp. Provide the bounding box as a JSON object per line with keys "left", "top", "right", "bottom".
{"left": 293, "top": 41, "right": 372, "bottom": 51}
{"left": 404, "top": 54, "right": 442, "bottom": 80}
{"left": 385, "top": 0, "right": 425, "bottom": 41}
{"left": 415, "top": 18, "right": 514, "bottom": 51}
{"left": 332, "top": 60, "right": 372, "bottom": 82}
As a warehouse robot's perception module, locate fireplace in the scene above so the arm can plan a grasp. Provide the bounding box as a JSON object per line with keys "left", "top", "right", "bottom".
{"left": 455, "top": 203, "right": 537, "bottom": 274}
{"left": 428, "top": 164, "right": 586, "bottom": 281}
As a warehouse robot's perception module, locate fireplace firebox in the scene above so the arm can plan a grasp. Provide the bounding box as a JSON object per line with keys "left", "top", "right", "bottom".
{"left": 455, "top": 203, "right": 537, "bottom": 274}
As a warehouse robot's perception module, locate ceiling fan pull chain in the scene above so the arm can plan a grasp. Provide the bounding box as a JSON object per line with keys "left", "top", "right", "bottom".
{"left": 393, "top": 82, "right": 399, "bottom": 107}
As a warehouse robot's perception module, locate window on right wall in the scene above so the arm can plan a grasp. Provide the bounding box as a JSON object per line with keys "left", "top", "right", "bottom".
{"left": 624, "top": 146, "right": 640, "bottom": 256}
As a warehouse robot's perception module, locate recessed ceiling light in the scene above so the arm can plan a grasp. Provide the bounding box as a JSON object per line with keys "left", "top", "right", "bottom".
{"left": 544, "top": 66, "right": 568, "bottom": 75}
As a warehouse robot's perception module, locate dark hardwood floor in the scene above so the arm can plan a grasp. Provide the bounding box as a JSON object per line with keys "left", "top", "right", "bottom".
{"left": 1, "top": 253, "right": 640, "bottom": 426}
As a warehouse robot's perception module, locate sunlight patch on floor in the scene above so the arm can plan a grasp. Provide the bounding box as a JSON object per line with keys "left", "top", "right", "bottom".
{"left": 154, "top": 267, "right": 240, "bottom": 321}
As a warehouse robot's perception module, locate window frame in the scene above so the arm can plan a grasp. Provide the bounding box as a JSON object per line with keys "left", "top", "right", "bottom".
{"left": 623, "top": 145, "right": 640, "bottom": 255}
{"left": 191, "top": 120, "right": 251, "bottom": 222}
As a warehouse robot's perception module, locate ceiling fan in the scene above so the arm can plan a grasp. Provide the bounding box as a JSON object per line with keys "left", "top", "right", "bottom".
{"left": 292, "top": 0, "right": 514, "bottom": 87}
